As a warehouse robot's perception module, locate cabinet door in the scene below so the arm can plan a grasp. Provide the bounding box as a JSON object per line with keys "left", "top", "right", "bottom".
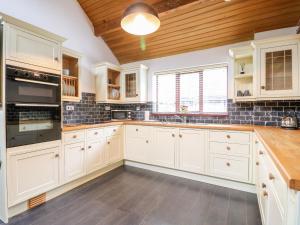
{"left": 124, "top": 72, "right": 139, "bottom": 102}
{"left": 6, "top": 24, "right": 61, "bottom": 71}
{"left": 107, "top": 135, "right": 123, "bottom": 164}
{"left": 125, "top": 137, "right": 150, "bottom": 163}
{"left": 7, "top": 147, "right": 59, "bottom": 207}
{"left": 86, "top": 138, "right": 107, "bottom": 174}
{"left": 178, "top": 129, "right": 205, "bottom": 174}
{"left": 152, "top": 128, "right": 177, "bottom": 168}
{"left": 260, "top": 44, "right": 299, "bottom": 97}
{"left": 63, "top": 142, "right": 85, "bottom": 183}
{"left": 266, "top": 187, "right": 284, "bottom": 225}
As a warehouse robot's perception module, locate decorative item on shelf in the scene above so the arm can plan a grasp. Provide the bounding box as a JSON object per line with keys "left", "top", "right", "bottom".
{"left": 121, "top": 2, "right": 160, "bottom": 36}
{"left": 63, "top": 69, "right": 70, "bottom": 76}
{"left": 180, "top": 105, "right": 188, "bottom": 113}
{"left": 243, "top": 90, "right": 251, "bottom": 96}
{"left": 239, "top": 62, "right": 246, "bottom": 74}
{"left": 237, "top": 90, "right": 244, "bottom": 97}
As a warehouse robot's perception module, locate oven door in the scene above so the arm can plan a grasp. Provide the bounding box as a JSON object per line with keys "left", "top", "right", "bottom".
{"left": 6, "top": 104, "right": 61, "bottom": 148}
{"left": 6, "top": 75, "right": 60, "bottom": 104}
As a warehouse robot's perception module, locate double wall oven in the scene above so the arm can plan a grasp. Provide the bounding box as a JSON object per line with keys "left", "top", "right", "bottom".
{"left": 6, "top": 66, "right": 61, "bottom": 147}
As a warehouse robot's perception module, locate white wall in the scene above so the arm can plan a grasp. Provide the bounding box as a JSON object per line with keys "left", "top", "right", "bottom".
{"left": 123, "top": 26, "right": 298, "bottom": 101}
{"left": 0, "top": 0, "right": 119, "bottom": 93}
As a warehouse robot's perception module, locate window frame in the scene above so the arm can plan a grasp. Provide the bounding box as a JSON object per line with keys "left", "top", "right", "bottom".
{"left": 152, "top": 63, "right": 228, "bottom": 116}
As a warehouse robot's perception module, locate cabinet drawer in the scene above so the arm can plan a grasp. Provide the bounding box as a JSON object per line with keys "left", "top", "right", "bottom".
{"left": 126, "top": 125, "right": 150, "bottom": 138}
{"left": 63, "top": 131, "right": 85, "bottom": 144}
{"left": 209, "top": 131, "right": 250, "bottom": 144}
{"left": 209, "top": 154, "right": 249, "bottom": 182}
{"left": 209, "top": 142, "right": 250, "bottom": 156}
{"left": 105, "top": 126, "right": 122, "bottom": 137}
{"left": 86, "top": 128, "right": 105, "bottom": 140}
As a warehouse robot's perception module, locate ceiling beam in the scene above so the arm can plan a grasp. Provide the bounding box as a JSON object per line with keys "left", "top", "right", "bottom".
{"left": 94, "top": 0, "right": 210, "bottom": 36}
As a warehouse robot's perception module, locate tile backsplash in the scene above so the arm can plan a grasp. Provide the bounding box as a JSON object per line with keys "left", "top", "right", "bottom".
{"left": 63, "top": 93, "right": 300, "bottom": 127}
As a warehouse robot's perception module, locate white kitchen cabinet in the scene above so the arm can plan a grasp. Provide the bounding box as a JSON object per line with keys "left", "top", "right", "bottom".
{"left": 7, "top": 145, "right": 60, "bottom": 207}
{"left": 267, "top": 187, "right": 285, "bottom": 225}
{"left": 5, "top": 24, "right": 62, "bottom": 72}
{"left": 107, "top": 134, "right": 123, "bottom": 164}
{"left": 121, "top": 64, "right": 148, "bottom": 103}
{"left": 152, "top": 127, "right": 177, "bottom": 168}
{"left": 63, "top": 142, "right": 85, "bottom": 183}
{"left": 253, "top": 35, "right": 300, "bottom": 99}
{"left": 178, "top": 129, "right": 206, "bottom": 174}
{"left": 86, "top": 138, "right": 107, "bottom": 174}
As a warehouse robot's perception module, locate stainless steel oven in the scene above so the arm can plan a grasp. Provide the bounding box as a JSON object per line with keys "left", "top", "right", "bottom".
{"left": 111, "top": 110, "right": 132, "bottom": 121}
{"left": 5, "top": 66, "right": 61, "bottom": 147}
{"left": 6, "top": 66, "right": 60, "bottom": 104}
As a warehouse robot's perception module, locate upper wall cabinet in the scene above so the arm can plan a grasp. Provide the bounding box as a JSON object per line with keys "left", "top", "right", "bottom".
{"left": 62, "top": 48, "right": 82, "bottom": 102}
{"left": 121, "top": 64, "right": 148, "bottom": 103}
{"left": 95, "top": 62, "right": 121, "bottom": 103}
{"left": 4, "top": 23, "right": 65, "bottom": 73}
{"left": 253, "top": 35, "right": 300, "bottom": 99}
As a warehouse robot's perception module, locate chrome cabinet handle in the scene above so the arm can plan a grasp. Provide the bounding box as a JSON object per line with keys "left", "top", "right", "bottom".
{"left": 14, "top": 78, "right": 59, "bottom": 87}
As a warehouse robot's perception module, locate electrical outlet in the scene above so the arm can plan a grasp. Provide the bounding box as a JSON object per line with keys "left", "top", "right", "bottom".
{"left": 136, "top": 106, "right": 141, "bottom": 111}
{"left": 66, "top": 105, "right": 74, "bottom": 111}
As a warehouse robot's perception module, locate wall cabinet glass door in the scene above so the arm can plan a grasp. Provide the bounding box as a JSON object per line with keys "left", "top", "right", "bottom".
{"left": 260, "top": 44, "right": 299, "bottom": 97}
{"left": 125, "top": 72, "right": 137, "bottom": 98}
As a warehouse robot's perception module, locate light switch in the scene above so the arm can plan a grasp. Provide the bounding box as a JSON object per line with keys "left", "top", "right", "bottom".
{"left": 66, "top": 105, "right": 74, "bottom": 111}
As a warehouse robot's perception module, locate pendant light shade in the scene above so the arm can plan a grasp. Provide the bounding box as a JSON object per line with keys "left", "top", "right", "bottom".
{"left": 121, "top": 2, "right": 160, "bottom": 36}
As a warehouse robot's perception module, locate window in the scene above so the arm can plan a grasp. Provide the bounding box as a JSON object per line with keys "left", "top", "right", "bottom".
{"left": 152, "top": 65, "right": 227, "bottom": 114}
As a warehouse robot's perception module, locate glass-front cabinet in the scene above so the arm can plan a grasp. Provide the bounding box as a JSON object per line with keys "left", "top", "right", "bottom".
{"left": 253, "top": 35, "right": 300, "bottom": 99}
{"left": 121, "top": 64, "right": 148, "bottom": 103}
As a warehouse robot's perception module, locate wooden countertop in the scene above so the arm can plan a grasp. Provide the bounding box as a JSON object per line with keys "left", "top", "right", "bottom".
{"left": 62, "top": 121, "right": 300, "bottom": 191}
{"left": 254, "top": 126, "right": 300, "bottom": 191}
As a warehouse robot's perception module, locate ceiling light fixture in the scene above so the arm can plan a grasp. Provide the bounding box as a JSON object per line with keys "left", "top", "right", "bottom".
{"left": 121, "top": 2, "right": 160, "bottom": 36}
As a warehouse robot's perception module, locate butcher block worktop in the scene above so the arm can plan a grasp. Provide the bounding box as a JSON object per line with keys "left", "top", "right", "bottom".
{"left": 63, "top": 121, "right": 300, "bottom": 191}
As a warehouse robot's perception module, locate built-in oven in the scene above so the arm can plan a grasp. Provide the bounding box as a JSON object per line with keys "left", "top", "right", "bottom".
{"left": 6, "top": 66, "right": 60, "bottom": 104}
{"left": 6, "top": 103, "right": 61, "bottom": 148}
{"left": 111, "top": 110, "right": 132, "bottom": 121}
{"left": 5, "top": 65, "right": 61, "bottom": 147}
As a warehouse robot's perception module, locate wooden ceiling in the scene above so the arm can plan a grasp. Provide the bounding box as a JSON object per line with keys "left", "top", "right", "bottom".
{"left": 78, "top": 0, "right": 300, "bottom": 64}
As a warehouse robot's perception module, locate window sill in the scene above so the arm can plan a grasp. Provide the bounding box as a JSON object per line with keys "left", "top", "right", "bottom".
{"left": 151, "top": 112, "right": 228, "bottom": 117}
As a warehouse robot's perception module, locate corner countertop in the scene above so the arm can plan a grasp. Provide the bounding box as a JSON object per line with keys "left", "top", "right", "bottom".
{"left": 62, "top": 121, "right": 300, "bottom": 191}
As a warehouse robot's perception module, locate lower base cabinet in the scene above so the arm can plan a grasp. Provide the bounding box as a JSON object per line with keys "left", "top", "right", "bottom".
{"left": 107, "top": 135, "right": 122, "bottom": 164}
{"left": 7, "top": 144, "right": 60, "bottom": 207}
{"left": 86, "top": 137, "right": 107, "bottom": 174}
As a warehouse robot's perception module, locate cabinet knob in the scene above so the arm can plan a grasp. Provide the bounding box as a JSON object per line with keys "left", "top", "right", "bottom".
{"left": 172, "top": 134, "right": 175, "bottom": 137}
{"left": 255, "top": 140, "right": 259, "bottom": 144}
{"left": 113, "top": 129, "right": 116, "bottom": 132}
{"left": 269, "top": 173, "right": 275, "bottom": 180}
{"left": 81, "top": 148, "right": 85, "bottom": 151}
{"left": 146, "top": 140, "right": 149, "bottom": 143}
{"left": 88, "top": 146, "right": 91, "bottom": 149}
{"left": 256, "top": 161, "right": 259, "bottom": 166}
{"left": 226, "top": 162, "right": 231, "bottom": 167}
{"left": 54, "top": 57, "right": 59, "bottom": 62}
{"left": 262, "top": 191, "right": 268, "bottom": 197}
{"left": 107, "top": 141, "right": 110, "bottom": 145}
{"left": 94, "top": 132, "right": 98, "bottom": 135}
{"left": 261, "top": 86, "right": 265, "bottom": 90}
{"left": 136, "top": 94, "right": 139, "bottom": 97}
{"left": 73, "top": 135, "right": 77, "bottom": 138}
{"left": 55, "top": 154, "right": 59, "bottom": 158}
{"left": 259, "top": 150, "right": 264, "bottom": 155}
{"left": 261, "top": 183, "right": 267, "bottom": 188}
{"left": 136, "top": 129, "right": 139, "bottom": 132}
{"left": 179, "top": 134, "right": 182, "bottom": 138}
{"left": 226, "top": 135, "right": 231, "bottom": 139}
{"left": 226, "top": 146, "right": 230, "bottom": 151}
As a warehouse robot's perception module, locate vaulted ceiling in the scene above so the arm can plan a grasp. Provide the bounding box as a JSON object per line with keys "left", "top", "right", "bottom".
{"left": 78, "top": 0, "right": 300, "bottom": 64}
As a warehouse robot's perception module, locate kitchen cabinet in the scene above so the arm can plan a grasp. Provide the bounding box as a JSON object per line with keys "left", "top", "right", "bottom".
{"left": 86, "top": 138, "right": 107, "bottom": 174}
{"left": 151, "top": 127, "right": 177, "bottom": 168}
{"left": 121, "top": 64, "right": 148, "bottom": 103}
{"left": 63, "top": 142, "right": 86, "bottom": 183}
{"left": 253, "top": 35, "right": 300, "bottom": 99}
{"left": 95, "top": 62, "right": 121, "bottom": 103}
{"left": 7, "top": 144, "right": 60, "bottom": 207}
{"left": 178, "top": 129, "right": 206, "bottom": 174}
{"left": 5, "top": 24, "right": 63, "bottom": 72}
{"left": 107, "top": 134, "right": 122, "bottom": 164}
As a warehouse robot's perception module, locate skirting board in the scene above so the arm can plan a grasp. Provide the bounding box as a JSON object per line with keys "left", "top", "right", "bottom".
{"left": 125, "top": 160, "right": 256, "bottom": 193}
{"left": 8, "top": 160, "right": 124, "bottom": 220}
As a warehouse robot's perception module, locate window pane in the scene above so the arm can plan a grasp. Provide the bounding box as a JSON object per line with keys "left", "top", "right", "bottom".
{"left": 154, "top": 74, "right": 176, "bottom": 112}
{"left": 203, "top": 67, "right": 227, "bottom": 113}
{"left": 180, "top": 73, "right": 199, "bottom": 112}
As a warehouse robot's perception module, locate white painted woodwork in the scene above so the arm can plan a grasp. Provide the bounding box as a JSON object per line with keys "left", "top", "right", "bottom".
{"left": 209, "top": 142, "right": 250, "bottom": 156}
{"left": 86, "top": 137, "right": 107, "bottom": 174}
{"left": 151, "top": 127, "right": 177, "bottom": 168}
{"left": 7, "top": 146, "right": 60, "bottom": 207}
{"left": 86, "top": 128, "right": 105, "bottom": 140}
{"left": 121, "top": 64, "right": 148, "bottom": 103}
{"left": 209, "top": 130, "right": 250, "bottom": 144}
{"left": 178, "top": 129, "right": 205, "bottom": 174}
{"left": 105, "top": 125, "right": 122, "bottom": 137}
{"left": 5, "top": 24, "right": 61, "bottom": 72}
{"left": 107, "top": 135, "right": 122, "bottom": 164}
{"left": 63, "top": 130, "right": 85, "bottom": 144}
{"left": 63, "top": 142, "right": 85, "bottom": 183}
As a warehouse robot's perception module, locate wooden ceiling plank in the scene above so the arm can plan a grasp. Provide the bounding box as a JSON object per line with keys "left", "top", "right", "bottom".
{"left": 109, "top": 2, "right": 300, "bottom": 53}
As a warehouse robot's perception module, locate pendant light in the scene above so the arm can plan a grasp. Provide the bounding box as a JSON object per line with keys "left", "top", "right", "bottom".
{"left": 121, "top": 2, "right": 160, "bottom": 36}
